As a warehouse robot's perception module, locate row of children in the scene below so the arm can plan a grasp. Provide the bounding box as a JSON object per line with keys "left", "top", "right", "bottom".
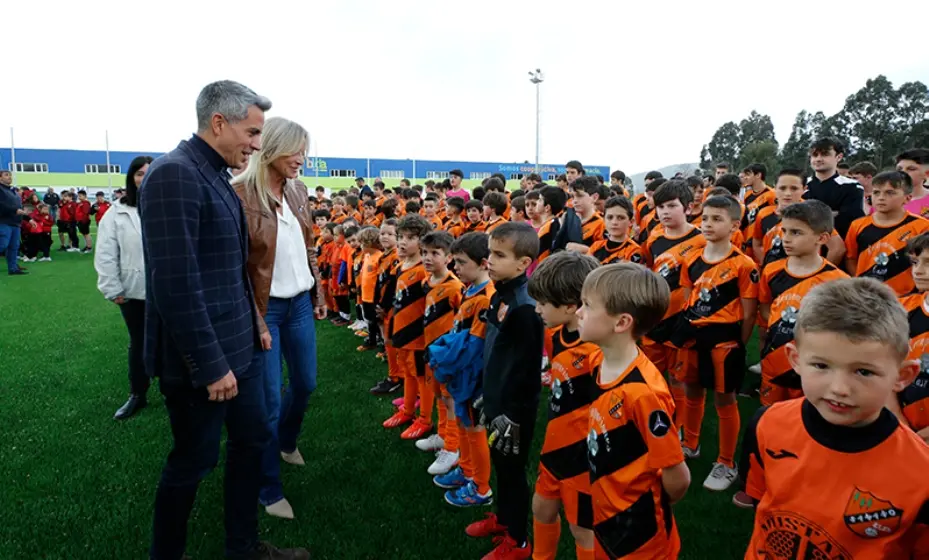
{"left": 19, "top": 189, "right": 109, "bottom": 261}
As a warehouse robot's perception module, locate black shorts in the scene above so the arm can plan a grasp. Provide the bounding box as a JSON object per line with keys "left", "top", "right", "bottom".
{"left": 77, "top": 221, "right": 90, "bottom": 235}
{"left": 57, "top": 220, "right": 72, "bottom": 231}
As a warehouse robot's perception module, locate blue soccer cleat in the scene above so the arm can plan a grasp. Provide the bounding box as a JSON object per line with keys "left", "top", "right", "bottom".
{"left": 445, "top": 481, "right": 493, "bottom": 507}
{"left": 433, "top": 466, "right": 469, "bottom": 489}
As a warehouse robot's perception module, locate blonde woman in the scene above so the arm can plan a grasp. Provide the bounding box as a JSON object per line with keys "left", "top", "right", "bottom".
{"left": 233, "top": 116, "right": 324, "bottom": 520}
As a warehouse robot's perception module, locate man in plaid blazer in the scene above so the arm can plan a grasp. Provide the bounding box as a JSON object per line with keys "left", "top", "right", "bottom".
{"left": 140, "top": 81, "right": 309, "bottom": 560}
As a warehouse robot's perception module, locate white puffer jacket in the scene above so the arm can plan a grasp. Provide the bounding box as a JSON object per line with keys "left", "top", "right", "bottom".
{"left": 94, "top": 202, "right": 145, "bottom": 301}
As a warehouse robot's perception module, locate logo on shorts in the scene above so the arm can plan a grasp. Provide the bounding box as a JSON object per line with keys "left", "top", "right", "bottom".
{"left": 648, "top": 410, "right": 671, "bottom": 437}
{"left": 608, "top": 393, "right": 623, "bottom": 419}
{"left": 844, "top": 488, "right": 902, "bottom": 538}
{"left": 750, "top": 269, "right": 760, "bottom": 283}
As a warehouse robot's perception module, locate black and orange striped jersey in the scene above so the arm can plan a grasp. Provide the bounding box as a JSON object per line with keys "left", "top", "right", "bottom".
{"left": 376, "top": 248, "right": 399, "bottom": 310}
{"left": 678, "top": 246, "right": 758, "bottom": 347}
{"left": 332, "top": 212, "right": 349, "bottom": 225}
{"left": 589, "top": 237, "right": 647, "bottom": 266}
{"left": 644, "top": 226, "right": 707, "bottom": 343}
{"left": 423, "top": 272, "right": 464, "bottom": 346}
{"left": 540, "top": 327, "right": 600, "bottom": 482}
{"left": 581, "top": 213, "right": 606, "bottom": 247}
{"left": 317, "top": 239, "right": 333, "bottom": 280}
{"left": 453, "top": 280, "right": 495, "bottom": 339}
{"left": 588, "top": 350, "right": 684, "bottom": 559}
{"left": 636, "top": 209, "right": 660, "bottom": 244}
{"left": 741, "top": 187, "right": 777, "bottom": 243}
{"left": 899, "top": 293, "right": 929, "bottom": 432}
{"left": 741, "top": 399, "right": 929, "bottom": 560}
{"left": 389, "top": 262, "right": 428, "bottom": 350}
{"left": 845, "top": 213, "right": 929, "bottom": 296}
{"left": 752, "top": 206, "right": 784, "bottom": 266}
{"left": 425, "top": 214, "right": 444, "bottom": 231}
{"left": 351, "top": 248, "right": 364, "bottom": 291}
{"left": 444, "top": 218, "right": 466, "bottom": 238}
{"left": 463, "top": 220, "right": 486, "bottom": 235}
{"left": 759, "top": 259, "right": 848, "bottom": 389}
{"left": 484, "top": 217, "right": 507, "bottom": 234}
{"left": 537, "top": 218, "right": 557, "bottom": 263}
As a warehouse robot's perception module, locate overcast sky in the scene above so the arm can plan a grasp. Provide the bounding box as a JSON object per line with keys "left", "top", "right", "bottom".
{"left": 3, "top": 0, "right": 928, "bottom": 174}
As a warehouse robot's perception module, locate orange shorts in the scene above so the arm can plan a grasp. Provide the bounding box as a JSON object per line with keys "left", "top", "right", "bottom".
{"left": 640, "top": 338, "right": 672, "bottom": 374}
{"left": 671, "top": 342, "right": 746, "bottom": 394}
{"left": 534, "top": 464, "right": 593, "bottom": 529}
{"left": 395, "top": 348, "right": 426, "bottom": 378}
{"left": 759, "top": 381, "right": 803, "bottom": 406}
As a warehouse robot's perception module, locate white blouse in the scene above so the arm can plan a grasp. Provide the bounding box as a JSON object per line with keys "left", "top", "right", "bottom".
{"left": 269, "top": 197, "right": 315, "bottom": 299}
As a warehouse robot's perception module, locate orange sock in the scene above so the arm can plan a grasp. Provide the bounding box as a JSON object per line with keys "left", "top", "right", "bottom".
{"left": 457, "top": 423, "right": 473, "bottom": 478}
{"left": 683, "top": 395, "right": 705, "bottom": 450}
{"left": 716, "top": 401, "right": 740, "bottom": 467}
{"left": 670, "top": 384, "right": 686, "bottom": 425}
{"left": 400, "top": 351, "right": 418, "bottom": 416}
{"left": 532, "top": 518, "right": 560, "bottom": 560}
{"left": 385, "top": 345, "right": 400, "bottom": 382}
{"left": 442, "top": 403, "right": 459, "bottom": 453}
{"left": 575, "top": 543, "right": 594, "bottom": 560}
{"left": 467, "top": 428, "right": 491, "bottom": 495}
{"left": 418, "top": 375, "right": 436, "bottom": 426}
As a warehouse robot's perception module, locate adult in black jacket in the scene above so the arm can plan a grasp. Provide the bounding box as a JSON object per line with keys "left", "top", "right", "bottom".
{"left": 43, "top": 188, "right": 60, "bottom": 222}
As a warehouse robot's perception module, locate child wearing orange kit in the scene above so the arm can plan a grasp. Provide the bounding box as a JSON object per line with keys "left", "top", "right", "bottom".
{"left": 371, "top": 219, "right": 403, "bottom": 394}
{"left": 357, "top": 227, "right": 383, "bottom": 351}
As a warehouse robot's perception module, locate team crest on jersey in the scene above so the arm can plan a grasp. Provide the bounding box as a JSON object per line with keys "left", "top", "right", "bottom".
{"left": 551, "top": 378, "right": 563, "bottom": 400}
{"left": 630, "top": 252, "right": 642, "bottom": 264}
{"left": 572, "top": 355, "right": 586, "bottom": 370}
{"left": 843, "top": 488, "right": 902, "bottom": 538}
{"left": 658, "top": 263, "right": 672, "bottom": 278}
{"left": 497, "top": 302, "right": 509, "bottom": 322}
{"left": 586, "top": 429, "right": 599, "bottom": 457}
{"left": 781, "top": 305, "right": 799, "bottom": 324}
{"left": 748, "top": 207, "right": 758, "bottom": 222}
{"left": 875, "top": 252, "right": 890, "bottom": 267}
{"left": 920, "top": 354, "right": 929, "bottom": 375}
{"left": 772, "top": 235, "right": 782, "bottom": 248}
{"left": 608, "top": 393, "right": 623, "bottom": 419}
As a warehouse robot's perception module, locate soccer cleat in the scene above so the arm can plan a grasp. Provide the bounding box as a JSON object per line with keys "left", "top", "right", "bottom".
{"left": 38, "top": 257, "right": 52, "bottom": 262}
{"left": 703, "top": 462, "right": 739, "bottom": 492}
{"left": 466, "top": 513, "right": 506, "bottom": 538}
{"left": 748, "top": 362, "right": 762, "bottom": 375}
{"left": 415, "top": 434, "right": 445, "bottom": 452}
{"left": 392, "top": 396, "right": 419, "bottom": 408}
{"left": 370, "top": 378, "right": 401, "bottom": 395}
{"left": 682, "top": 445, "right": 701, "bottom": 460}
{"left": 355, "top": 330, "right": 369, "bottom": 338}
{"left": 383, "top": 410, "right": 414, "bottom": 429}
{"left": 445, "top": 481, "right": 493, "bottom": 508}
{"left": 433, "top": 466, "right": 469, "bottom": 489}
{"left": 427, "top": 449, "right": 460, "bottom": 475}
{"left": 331, "top": 318, "right": 349, "bottom": 327}
{"left": 356, "top": 343, "right": 377, "bottom": 352}
{"left": 67, "top": 247, "right": 80, "bottom": 253}
{"left": 349, "top": 320, "right": 367, "bottom": 330}
{"left": 400, "top": 418, "right": 432, "bottom": 440}
{"left": 482, "top": 534, "right": 531, "bottom": 560}
{"left": 732, "top": 490, "right": 756, "bottom": 509}
{"left": 280, "top": 449, "right": 305, "bottom": 466}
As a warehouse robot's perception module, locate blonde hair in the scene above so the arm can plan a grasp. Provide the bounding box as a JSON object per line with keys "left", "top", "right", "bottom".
{"left": 232, "top": 116, "right": 309, "bottom": 213}
{"left": 357, "top": 226, "right": 382, "bottom": 250}
{"left": 582, "top": 262, "right": 670, "bottom": 338}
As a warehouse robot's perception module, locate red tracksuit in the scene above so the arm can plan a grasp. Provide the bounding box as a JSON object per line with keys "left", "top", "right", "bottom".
{"left": 75, "top": 200, "right": 91, "bottom": 223}
{"left": 93, "top": 201, "right": 111, "bottom": 223}
{"left": 58, "top": 201, "right": 75, "bottom": 222}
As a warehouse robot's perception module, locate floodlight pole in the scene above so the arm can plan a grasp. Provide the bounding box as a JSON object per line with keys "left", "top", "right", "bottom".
{"left": 528, "top": 69, "right": 544, "bottom": 173}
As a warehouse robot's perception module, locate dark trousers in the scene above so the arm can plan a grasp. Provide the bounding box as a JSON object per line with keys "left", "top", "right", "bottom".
{"left": 66, "top": 222, "right": 79, "bottom": 248}
{"left": 26, "top": 232, "right": 52, "bottom": 258}
{"left": 362, "top": 302, "right": 380, "bottom": 346}
{"left": 119, "top": 299, "right": 149, "bottom": 396}
{"left": 150, "top": 363, "right": 270, "bottom": 560}
{"left": 334, "top": 295, "right": 350, "bottom": 315}
{"left": 489, "top": 412, "right": 537, "bottom": 544}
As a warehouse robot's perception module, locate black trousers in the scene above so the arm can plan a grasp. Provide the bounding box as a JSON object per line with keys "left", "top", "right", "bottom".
{"left": 362, "top": 302, "right": 380, "bottom": 346}
{"left": 334, "top": 295, "right": 350, "bottom": 316}
{"left": 489, "top": 411, "right": 537, "bottom": 544}
{"left": 151, "top": 364, "right": 270, "bottom": 560}
{"left": 119, "top": 299, "right": 149, "bottom": 396}
{"left": 25, "top": 233, "right": 52, "bottom": 258}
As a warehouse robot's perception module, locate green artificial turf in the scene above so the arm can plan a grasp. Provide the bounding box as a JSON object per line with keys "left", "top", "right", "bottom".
{"left": 0, "top": 242, "right": 760, "bottom": 559}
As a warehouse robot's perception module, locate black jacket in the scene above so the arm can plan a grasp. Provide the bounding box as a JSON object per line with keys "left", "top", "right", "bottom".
{"left": 43, "top": 192, "right": 60, "bottom": 207}
{"left": 0, "top": 185, "right": 22, "bottom": 227}
{"left": 482, "top": 274, "right": 544, "bottom": 421}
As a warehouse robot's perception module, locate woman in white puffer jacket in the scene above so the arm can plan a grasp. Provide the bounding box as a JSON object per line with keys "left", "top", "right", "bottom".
{"left": 94, "top": 155, "right": 153, "bottom": 420}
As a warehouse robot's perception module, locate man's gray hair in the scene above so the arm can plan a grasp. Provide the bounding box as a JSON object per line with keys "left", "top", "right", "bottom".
{"left": 196, "top": 80, "right": 272, "bottom": 132}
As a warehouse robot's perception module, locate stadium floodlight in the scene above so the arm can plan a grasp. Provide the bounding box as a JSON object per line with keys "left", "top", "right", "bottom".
{"left": 528, "top": 69, "right": 544, "bottom": 173}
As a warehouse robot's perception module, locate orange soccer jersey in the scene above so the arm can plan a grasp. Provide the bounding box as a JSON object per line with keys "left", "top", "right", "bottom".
{"left": 589, "top": 238, "right": 647, "bottom": 266}
{"left": 363, "top": 214, "right": 383, "bottom": 228}
{"left": 581, "top": 213, "right": 606, "bottom": 247}
{"left": 899, "top": 293, "right": 929, "bottom": 432}
{"left": 330, "top": 241, "right": 351, "bottom": 296}
{"left": 536, "top": 327, "right": 600, "bottom": 528}
{"left": 425, "top": 215, "right": 444, "bottom": 231}
{"left": 643, "top": 226, "right": 707, "bottom": 345}
{"left": 484, "top": 217, "right": 507, "bottom": 234}
{"left": 360, "top": 250, "right": 382, "bottom": 304}
{"left": 423, "top": 272, "right": 464, "bottom": 346}
{"left": 845, "top": 213, "right": 929, "bottom": 296}
{"left": 537, "top": 218, "right": 557, "bottom": 264}
{"left": 389, "top": 262, "right": 428, "bottom": 350}
{"left": 444, "top": 218, "right": 466, "bottom": 238}
{"left": 741, "top": 187, "right": 777, "bottom": 247}
{"left": 351, "top": 248, "right": 364, "bottom": 298}
{"left": 588, "top": 350, "right": 684, "bottom": 559}
{"left": 742, "top": 399, "right": 929, "bottom": 560}
{"left": 636, "top": 209, "right": 660, "bottom": 244}
{"left": 758, "top": 259, "right": 847, "bottom": 405}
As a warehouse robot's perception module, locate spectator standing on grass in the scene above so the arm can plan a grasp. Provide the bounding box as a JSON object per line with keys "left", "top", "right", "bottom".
{"left": 140, "top": 80, "right": 308, "bottom": 560}
{"left": 44, "top": 187, "right": 60, "bottom": 222}
{"left": 75, "top": 190, "right": 94, "bottom": 253}
{"left": 0, "top": 169, "right": 28, "bottom": 275}
{"left": 94, "top": 155, "right": 153, "bottom": 420}
{"left": 232, "top": 116, "right": 324, "bottom": 521}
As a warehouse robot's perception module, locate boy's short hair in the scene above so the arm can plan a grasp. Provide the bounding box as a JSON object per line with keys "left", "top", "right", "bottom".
{"left": 413, "top": 184, "right": 424, "bottom": 193}
{"left": 323, "top": 222, "right": 339, "bottom": 233}
{"left": 436, "top": 180, "right": 451, "bottom": 192}
{"left": 382, "top": 217, "right": 399, "bottom": 228}
{"left": 836, "top": 162, "right": 850, "bottom": 171}
{"left": 715, "top": 162, "right": 730, "bottom": 171}
{"left": 510, "top": 188, "right": 526, "bottom": 199}
{"left": 573, "top": 176, "right": 601, "bottom": 196}
{"left": 872, "top": 170, "right": 914, "bottom": 195}
{"left": 381, "top": 198, "right": 399, "bottom": 218}
{"left": 556, "top": 174, "right": 567, "bottom": 183}
{"left": 582, "top": 263, "right": 670, "bottom": 339}
{"left": 95, "top": 191, "right": 105, "bottom": 197}
{"left": 421, "top": 231, "right": 455, "bottom": 252}
{"left": 490, "top": 221, "right": 540, "bottom": 261}
{"left": 645, "top": 177, "right": 667, "bottom": 193}
{"left": 483, "top": 177, "right": 506, "bottom": 193}
{"left": 896, "top": 148, "right": 929, "bottom": 165}
{"left": 528, "top": 251, "right": 599, "bottom": 307}
{"left": 373, "top": 180, "right": 385, "bottom": 189}
{"left": 706, "top": 188, "right": 737, "bottom": 201}
{"left": 424, "top": 193, "right": 439, "bottom": 203}
{"left": 652, "top": 179, "right": 694, "bottom": 207}
{"left": 464, "top": 199, "right": 484, "bottom": 212}
{"left": 644, "top": 170, "right": 664, "bottom": 181}
{"left": 526, "top": 173, "right": 541, "bottom": 184}
{"left": 472, "top": 186, "right": 486, "bottom": 201}
{"left": 363, "top": 199, "right": 376, "bottom": 209}
{"left": 539, "top": 185, "right": 568, "bottom": 216}
{"left": 611, "top": 170, "right": 626, "bottom": 183}
{"left": 907, "top": 232, "right": 929, "bottom": 257}
{"left": 848, "top": 161, "right": 878, "bottom": 177}
{"left": 714, "top": 173, "right": 742, "bottom": 195}
{"left": 62, "top": 191, "right": 72, "bottom": 198}
{"left": 424, "top": 180, "right": 436, "bottom": 189}
{"left": 397, "top": 213, "right": 432, "bottom": 237}
{"left": 405, "top": 200, "right": 421, "bottom": 214}
{"left": 776, "top": 167, "right": 808, "bottom": 186}
{"left": 810, "top": 137, "right": 845, "bottom": 156}
{"left": 343, "top": 224, "right": 360, "bottom": 238}
{"left": 684, "top": 176, "right": 703, "bottom": 191}
{"left": 357, "top": 226, "right": 382, "bottom": 249}
{"left": 778, "top": 200, "right": 834, "bottom": 234}
{"left": 313, "top": 209, "right": 331, "bottom": 220}
{"left": 345, "top": 194, "right": 359, "bottom": 208}
{"left": 400, "top": 178, "right": 411, "bottom": 187}
{"left": 742, "top": 163, "right": 767, "bottom": 180}
{"left": 361, "top": 191, "right": 375, "bottom": 201}
{"left": 604, "top": 195, "right": 634, "bottom": 219}
{"left": 525, "top": 190, "right": 540, "bottom": 202}
{"left": 702, "top": 194, "right": 741, "bottom": 221}
{"left": 450, "top": 231, "right": 490, "bottom": 264}
{"left": 511, "top": 195, "right": 526, "bottom": 215}
{"left": 565, "top": 160, "right": 585, "bottom": 175}
{"left": 483, "top": 192, "right": 508, "bottom": 216}
{"left": 446, "top": 196, "right": 465, "bottom": 212}
{"left": 795, "top": 278, "right": 909, "bottom": 360}
{"left": 78, "top": 189, "right": 87, "bottom": 196}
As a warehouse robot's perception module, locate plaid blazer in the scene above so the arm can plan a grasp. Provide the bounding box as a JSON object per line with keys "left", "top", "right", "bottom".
{"left": 139, "top": 138, "right": 258, "bottom": 387}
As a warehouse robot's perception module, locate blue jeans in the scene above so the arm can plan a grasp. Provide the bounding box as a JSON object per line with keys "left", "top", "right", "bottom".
{"left": 259, "top": 291, "right": 318, "bottom": 505}
{"left": 0, "top": 224, "right": 22, "bottom": 273}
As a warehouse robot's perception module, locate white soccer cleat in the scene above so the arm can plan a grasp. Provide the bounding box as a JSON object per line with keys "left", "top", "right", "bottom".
{"left": 748, "top": 362, "right": 761, "bottom": 375}
{"left": 415, "top": 434, "right": 445, "bottom": 452}
{"left": 427, "top": 449, "right": 460, "bottom": 475}
{"left": 703, "top": 462, "right": 738, "bottom": 492}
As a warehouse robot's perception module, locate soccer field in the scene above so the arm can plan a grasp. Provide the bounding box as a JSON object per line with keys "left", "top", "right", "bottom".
{"left": 0, "top": 245, "right": 761, "bottom": 559}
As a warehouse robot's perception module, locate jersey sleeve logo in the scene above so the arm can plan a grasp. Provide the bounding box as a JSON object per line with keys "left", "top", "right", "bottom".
{"left": 844, "top": 489, "right": 903, "bottom": 538}
{"left": 750, "top": 268, "right": 760, "bottom": 283}
{"left": 630, "top": 252, "right": 642, "bottom": 264}
{"left": 648, "top": 410, "right": 671, "bottom": 437}
{"left": 608, "top": 393, "right": 624, "bottom": 419}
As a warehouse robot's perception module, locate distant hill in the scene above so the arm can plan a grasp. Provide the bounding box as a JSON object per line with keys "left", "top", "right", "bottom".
{"left": 628, "top": 163, "right": 701, "bottom": 193}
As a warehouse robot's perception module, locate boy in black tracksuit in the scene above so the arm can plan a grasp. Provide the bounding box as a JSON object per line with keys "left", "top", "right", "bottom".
{"left": 467, "top": 222, "right": 544, "bottom": 559}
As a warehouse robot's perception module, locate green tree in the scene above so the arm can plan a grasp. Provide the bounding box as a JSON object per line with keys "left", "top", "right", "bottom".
{"left": 705, "top": 121, "right": 741, "bottom": 168}
{"left": 841, "top": 75, "right": 899, "bottom": 167}
{"left": 739, "top": 140, "right": 779, "bottom": 176}
{"left": 739, "top": 111, "right": 778, "bottom": 147}
{"left": 896, "top": 81, "right": 929, "bottom": 152}
{"left": 779, "top": 110, "right": 815, "bottom": 170}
